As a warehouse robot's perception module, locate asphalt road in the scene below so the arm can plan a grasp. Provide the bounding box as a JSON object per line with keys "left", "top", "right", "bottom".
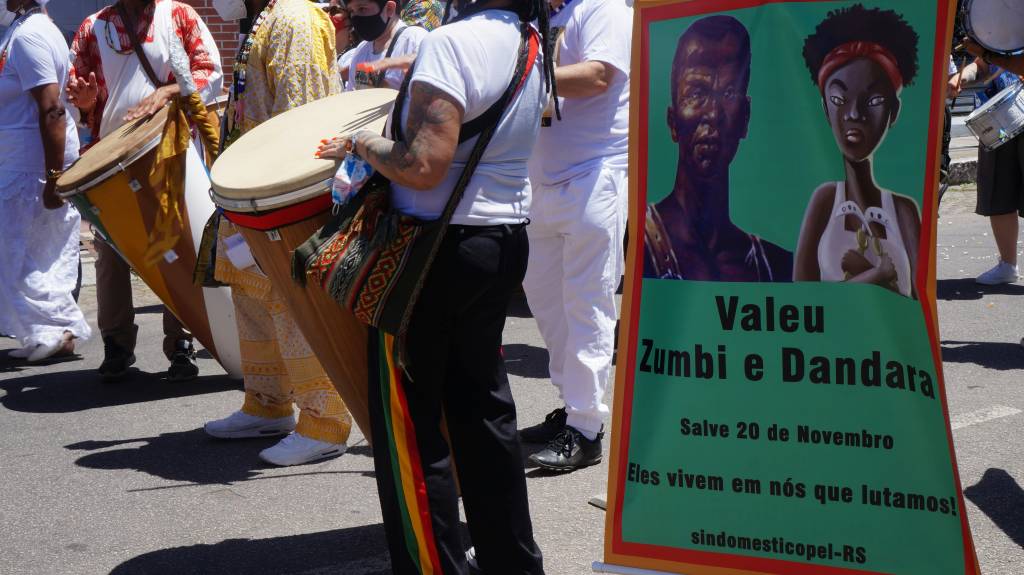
{"left": 1, "top": 189, "right": 1022, "bottom": 574}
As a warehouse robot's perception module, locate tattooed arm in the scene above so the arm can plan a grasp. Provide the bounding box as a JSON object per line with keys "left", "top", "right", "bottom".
{"left": 31, "top": 84, "right": 68, "bottom": 209}
{"left": 319, "top": 81, "right": 463, "bottom": 190}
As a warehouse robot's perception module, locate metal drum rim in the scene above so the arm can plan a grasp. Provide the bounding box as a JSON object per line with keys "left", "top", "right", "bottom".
{"left": 210, "top": 178, "right": 333, "bottom": 214}
{"left": 56, "top": 134, "right": 162, "bottom": 199}
{"left": 966, "top": 83, "right": 1024, "bottom": 122}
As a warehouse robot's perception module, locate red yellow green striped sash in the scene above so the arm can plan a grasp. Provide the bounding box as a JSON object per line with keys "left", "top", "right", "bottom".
{"left": 377, "top": 331, "right": 443, "bottom": 574}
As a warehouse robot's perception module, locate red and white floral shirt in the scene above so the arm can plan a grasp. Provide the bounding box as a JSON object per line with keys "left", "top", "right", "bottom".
{"left": 71, "top": 0, "right": 222, "bottom": 140}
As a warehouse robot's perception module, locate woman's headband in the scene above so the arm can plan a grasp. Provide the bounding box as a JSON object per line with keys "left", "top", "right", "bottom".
{"left": 817, "top": 41, "right": 903, "bottom": 95}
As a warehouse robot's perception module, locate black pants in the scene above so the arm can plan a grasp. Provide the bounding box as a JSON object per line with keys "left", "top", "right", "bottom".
{"left": 367, "top": 224, "right": 544, "bottom": 575}
{"left": 977, "top": 133, "right": 1024, "bottom": 217}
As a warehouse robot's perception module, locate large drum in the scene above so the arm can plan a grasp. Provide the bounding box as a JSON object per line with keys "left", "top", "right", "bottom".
{"left": 209, "top": 89, "right": 398, "bottom": 438}
{"left": 57, "top": 107, "right": 242, "bottom": 377}
{"left": 964, "top": 0, "right": 1024, "bottom": 55}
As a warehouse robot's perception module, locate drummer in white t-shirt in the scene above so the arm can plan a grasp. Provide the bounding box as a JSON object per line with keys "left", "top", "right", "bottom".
{"left": 317, "top": 0, "right": 550, "bottom": 570}
{"left": 343, "top": 0, "right": 426, "bottom": 91}
{"left": 519, "top": 0, "right": 632, "bottom": 472}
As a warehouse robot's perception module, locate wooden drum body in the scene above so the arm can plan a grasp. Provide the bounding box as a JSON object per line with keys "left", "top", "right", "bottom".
{"left": 57, "top": 108, "right": 242, "bottom": 377}
{"left": 210, "top": 90, "right": 398, "bottom": 438}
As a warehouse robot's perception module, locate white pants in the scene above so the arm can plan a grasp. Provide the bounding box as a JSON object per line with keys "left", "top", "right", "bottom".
{"left": 523, "top": 164, "right": 627, "bottom": 436}
{"left": 0, "top": 170, "right": 91, "bottom": 348}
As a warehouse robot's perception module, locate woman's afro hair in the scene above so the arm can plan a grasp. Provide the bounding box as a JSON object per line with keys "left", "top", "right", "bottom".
{"left": 802, "top": 4, "right": 919, "bottom": 87}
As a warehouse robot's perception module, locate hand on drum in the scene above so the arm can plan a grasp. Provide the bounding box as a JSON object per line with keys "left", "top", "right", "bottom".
{"left": 123, "top": 85, "right": 178, "bottom": 122}
{"left": 316, "top": 137, "right": 351, "bottom": 160}
{"left": 316, "top": 130, "right": 376, "bottom": 160}
{"left": 42, "top": 180, "right": 64, "bottom": 210}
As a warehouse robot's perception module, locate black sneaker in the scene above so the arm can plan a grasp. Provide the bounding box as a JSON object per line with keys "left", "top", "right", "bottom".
{"left": 167, "top": 340, "right": 199, "bottom": 382}
{"left": 519, "top": 407, "right": 567, "bottom": 443}
{"left": 98, "top": 337, "right": 136, "bottom": 382}
{"left": 529, "top": 426, "right": 603, "bottom": 472}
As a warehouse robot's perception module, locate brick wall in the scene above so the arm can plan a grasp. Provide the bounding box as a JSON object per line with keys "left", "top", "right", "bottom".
{"left": 183, "top": 0, "right": 240, "bottom": 87}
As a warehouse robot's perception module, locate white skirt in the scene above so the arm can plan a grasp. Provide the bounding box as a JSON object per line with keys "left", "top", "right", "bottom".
{"left": 0, "top": 169, "right": 92, "bottom": 348}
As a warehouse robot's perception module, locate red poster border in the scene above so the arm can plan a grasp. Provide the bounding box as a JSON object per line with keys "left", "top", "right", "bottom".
{"left": 603, "top": 0, "right": 980, "bottom": 573}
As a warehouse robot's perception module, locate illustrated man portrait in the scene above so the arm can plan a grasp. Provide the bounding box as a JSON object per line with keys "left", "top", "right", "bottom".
{"left": 644, "top": 15, "right": 793, "bottom": 281}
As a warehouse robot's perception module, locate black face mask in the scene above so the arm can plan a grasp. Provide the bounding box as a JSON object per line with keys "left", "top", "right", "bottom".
{"left": 351, "top": 12, "right": 388, "bottom": 41}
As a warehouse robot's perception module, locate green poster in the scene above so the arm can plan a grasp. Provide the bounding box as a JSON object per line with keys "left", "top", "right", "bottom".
{"left": 602, "top": 1, "right": 981, "bottom": 574}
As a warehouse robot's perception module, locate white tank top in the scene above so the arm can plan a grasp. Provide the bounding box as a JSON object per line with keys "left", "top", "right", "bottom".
{"left": 818, "top": 182, "right": 912, "bottom": 297}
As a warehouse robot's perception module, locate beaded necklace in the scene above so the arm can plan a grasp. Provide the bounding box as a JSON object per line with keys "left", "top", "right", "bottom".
{"left": 104, "top": 2, "right": 154, "bottom": 55}
{"left": 0, "top": 7, "right": 42, "bottom": 74}
{"left": 103, "top": 12, "right": 135, "bottom": 55}
{"left": 223, "top": 0, "right": 278, "bottom": 149}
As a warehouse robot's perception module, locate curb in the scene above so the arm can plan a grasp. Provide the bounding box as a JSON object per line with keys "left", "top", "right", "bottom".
{"left": 949, "top": 157, "right": 977, "bottom": 186}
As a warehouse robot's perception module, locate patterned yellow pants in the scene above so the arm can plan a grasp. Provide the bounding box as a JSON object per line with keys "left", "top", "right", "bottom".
{"left": 216, "top": 220, "right": 351, "bottom": 444}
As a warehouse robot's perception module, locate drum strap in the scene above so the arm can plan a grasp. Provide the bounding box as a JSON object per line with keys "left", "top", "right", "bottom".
{"left": 369, "top": 25, "right": 411, "bottom": 88}
{"left": 115, "top": 2, "right": 172, "bottom": 89}
{"left": 390, "top": 29, "right": 532, "bottom": 146}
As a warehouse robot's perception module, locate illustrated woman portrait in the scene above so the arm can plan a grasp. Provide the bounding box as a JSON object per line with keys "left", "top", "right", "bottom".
{"left": 794, "top": 4, "right": 922, "bottom": 299}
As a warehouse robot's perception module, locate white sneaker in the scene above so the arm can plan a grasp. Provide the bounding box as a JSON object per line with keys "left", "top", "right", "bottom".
{"left": 976, "top": 260, "right": 1019, "bottom": 285}
{"left": 204, "top": 410, "right": 295, "bottom": 439}
{"left": 258, "top": 432, "right": 346, "bottom": 466}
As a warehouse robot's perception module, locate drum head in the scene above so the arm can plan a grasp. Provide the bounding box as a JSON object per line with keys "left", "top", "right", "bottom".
{"left": 967, "top": 0, "right": 1024, "bottom": 55}
{"left": 211, "top": 89, "right": 397, "bottom": 206}
{"left": 57, "top": 106, "right": 170, "bottom": 194}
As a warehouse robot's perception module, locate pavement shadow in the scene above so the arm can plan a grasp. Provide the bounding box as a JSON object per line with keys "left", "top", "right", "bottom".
{"left": 67, "top": 429, "right": 375, "bottom": 486}
{"left": 503, "top": 344, "right": 549, "bottom": 379}
{"left": 110, "top": 525, "right": 391, "bottom": 575}
{"left": 963, "top": 468, "right": 1024, "bottom": 549}
{"left": 0, "top": 369, "right": 239, "bottom": 414}
{"left": 936, "top": 278, "right": 1024, "bottom": 300}
{"left": 941, "top": 340, "right": 1024, "bottom": 371}
{"left": 1, "top": 350, "right": 84, "bottom": 372}
{"left": 135, "top": 304, "right": 165, "bottom": 315}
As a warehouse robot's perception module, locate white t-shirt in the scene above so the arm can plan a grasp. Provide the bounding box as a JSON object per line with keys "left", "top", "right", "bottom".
{"left": 390, "top": 10, "right": 545, "bottom": 225}
{"left": 529, "top": 0, "right": 632, "bottom": 186}
{"left": 338, "top": 48, "right": 356, "bottom": 87}
{"left": 0, "top": 13, "right": 79, "bottom": 171}
{"left": 345, "top": 23, "right": 427, "bottom": 91}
